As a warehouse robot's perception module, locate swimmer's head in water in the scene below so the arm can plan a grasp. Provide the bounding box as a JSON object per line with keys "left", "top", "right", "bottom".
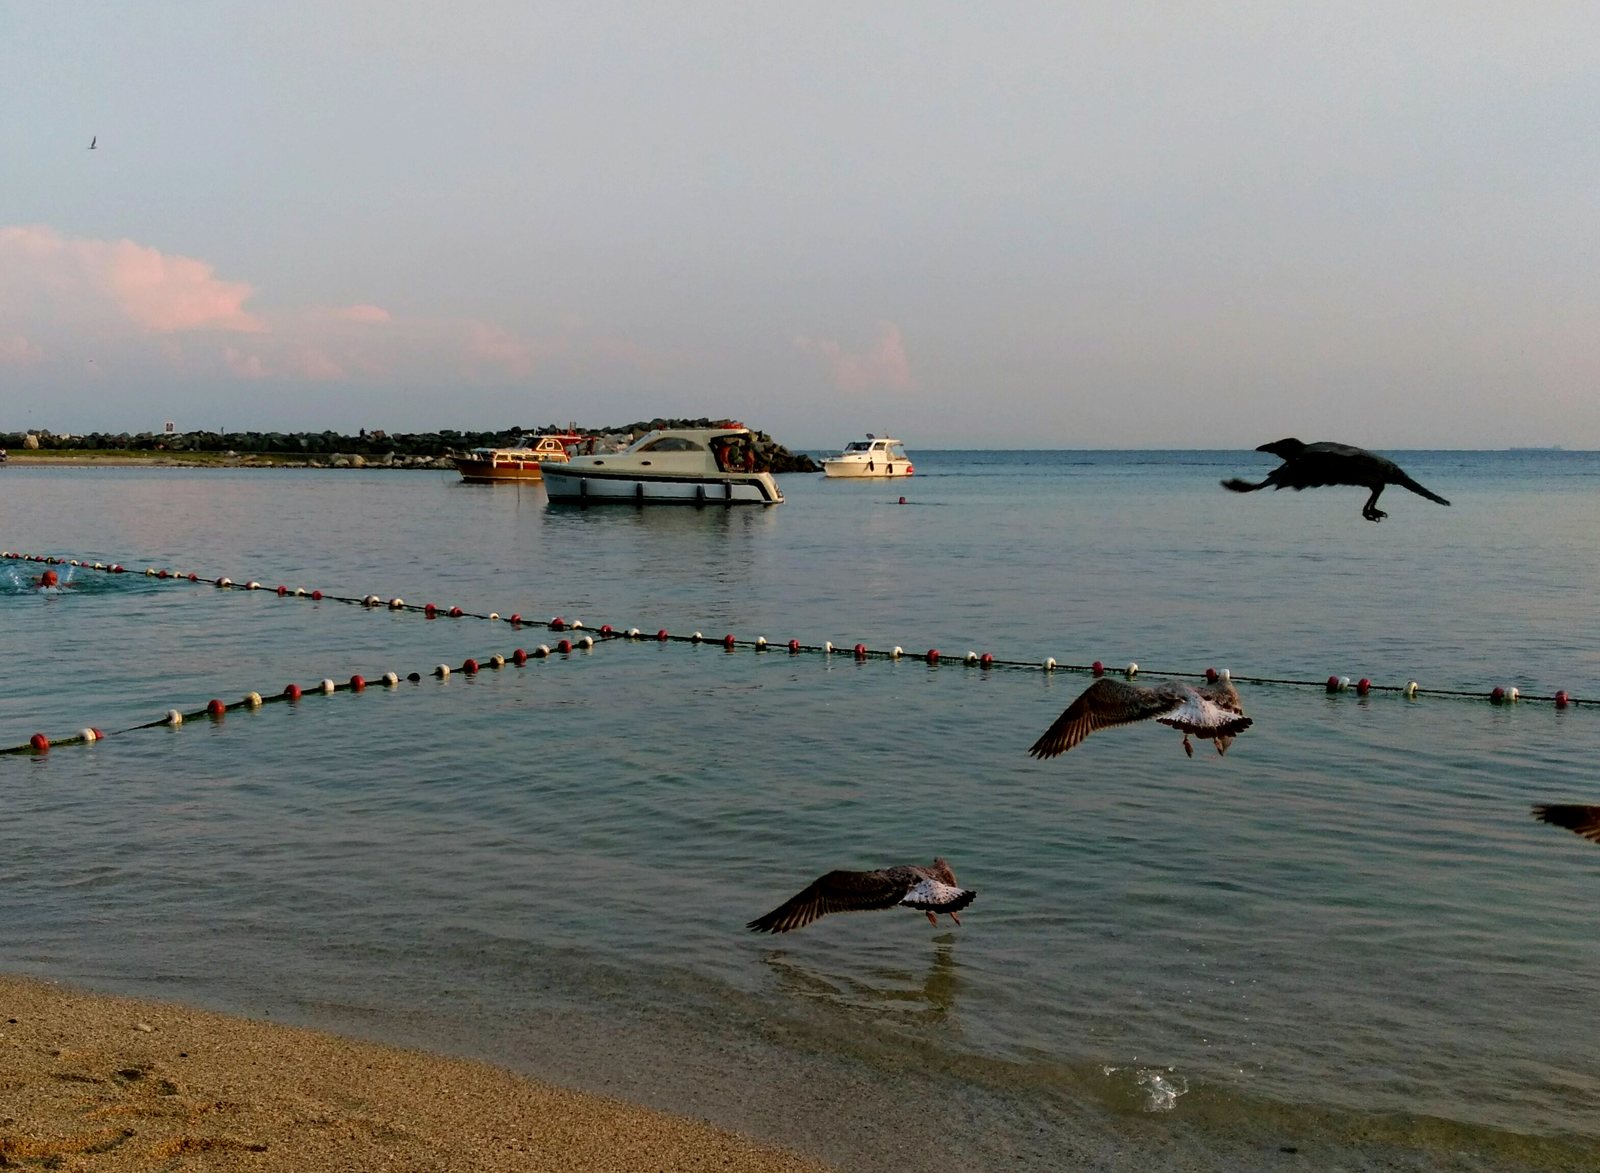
{"left": 39, "top": 570, "right": 59, "bottom": 588}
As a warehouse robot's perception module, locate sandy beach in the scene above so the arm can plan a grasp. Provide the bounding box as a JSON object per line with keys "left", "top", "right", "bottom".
{"left": 0, "top": 975, "right": 830, "bottom": 1172}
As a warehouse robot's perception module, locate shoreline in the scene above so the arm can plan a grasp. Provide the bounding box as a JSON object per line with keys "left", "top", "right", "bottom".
{"left": 0, "top": 973, "right": 829, "bottom": 1172}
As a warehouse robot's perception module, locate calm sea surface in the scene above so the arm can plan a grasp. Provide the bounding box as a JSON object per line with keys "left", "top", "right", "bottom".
{"left": 3, "top": 450, "right": 1598, "bottom": 1171}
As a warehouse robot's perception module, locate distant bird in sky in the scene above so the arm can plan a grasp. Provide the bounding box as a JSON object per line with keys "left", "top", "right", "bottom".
{"left": 1531, "top": 804, "right": 1600, "bottom": 845}
{"left": 88, "top": 136, "right": 96, "bottom": 149}
{"left": 747, "top": 858, "right": 975, "bottom": 933}
{"left": 1222, "top": 438, "right": 1450, "bottom": 522}
{"left": 1028, "top": 676, "right": 1252, "bottom": 760}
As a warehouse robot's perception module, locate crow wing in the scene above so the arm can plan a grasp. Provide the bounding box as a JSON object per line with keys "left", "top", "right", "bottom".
{"left": 1532, "top": 804, "right": 1600, "bottom": 845}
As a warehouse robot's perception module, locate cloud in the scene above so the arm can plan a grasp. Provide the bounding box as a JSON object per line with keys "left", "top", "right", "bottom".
{"left": 292, "top": 348, "right": 346, "bottom": 380}
{"left": 464, "top": 319, "right": 537, "bottom": 377}
{"left": 794, "top": 322, "right": 914, "bottom": 392}
{"left": 331, "top": 303, "right": 392, "bottom": 324}
{"left": 0, "top": 225, "right": 264, "bottom": 334}
{"left": 0, "top": 334, "right": 43, "bottom": 365}
{"left": 224, "top": 347, "right": 268, "bottom": 378}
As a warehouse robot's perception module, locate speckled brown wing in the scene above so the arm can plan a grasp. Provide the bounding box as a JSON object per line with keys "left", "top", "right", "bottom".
{"left": 1532, "top": 804, "right": 1600, "bottom": 845}
{"left": 746, "top": 868, "right": 914, "bottom": 933}
{"left": 1027, "top": 678, "right": 1180, "bottom": 759}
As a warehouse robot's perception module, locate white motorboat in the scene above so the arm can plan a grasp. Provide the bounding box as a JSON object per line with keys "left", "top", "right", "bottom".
{"left": 822, "top": 435, "right": 914, "bottom": 478}
{"left": 542, "top": 426, "right": 785, "bottom": 505}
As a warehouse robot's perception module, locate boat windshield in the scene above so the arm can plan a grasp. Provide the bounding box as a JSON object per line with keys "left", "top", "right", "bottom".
{"left": 636, "top": 436, "right": 705, "bottom": 452}
{"left": 844, "top": 441, "right": 873, "bottom": 452}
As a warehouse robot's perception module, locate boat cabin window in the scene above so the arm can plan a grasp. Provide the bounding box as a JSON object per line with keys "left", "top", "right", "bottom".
{"left": 845, "top": 441, "right": 873, "bottom": 452}
{"left": 637, "top": 436, "right": 705, "bottom": 452}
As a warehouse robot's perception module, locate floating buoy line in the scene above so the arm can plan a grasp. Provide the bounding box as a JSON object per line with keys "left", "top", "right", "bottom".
{"left": 1, "top": 549, "right": 1591, "bottom": 756}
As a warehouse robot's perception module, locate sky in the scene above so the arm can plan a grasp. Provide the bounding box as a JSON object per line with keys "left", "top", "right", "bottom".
{"left": 2, "top": 2, "right": 1597, "bottom": 448}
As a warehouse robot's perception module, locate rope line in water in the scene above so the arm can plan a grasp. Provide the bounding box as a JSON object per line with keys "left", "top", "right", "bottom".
{"left": 2, "top": 548, "right": 1590, "bottom": 758}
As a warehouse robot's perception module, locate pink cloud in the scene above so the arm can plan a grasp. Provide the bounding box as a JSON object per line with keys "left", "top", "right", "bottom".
{"left": 465, "top": 320, "right": 537, "bottom": 377}
{"left": 795, "top": 322, "right": 914, "bottom": 393}
{"left": 0, "top": 225, "right": 264, "bottom": 334}
{"left": 0, "top": 334, "right": 43, "bottom": 366}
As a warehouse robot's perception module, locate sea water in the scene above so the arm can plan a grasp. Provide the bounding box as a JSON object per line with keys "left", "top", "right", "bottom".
{"left": 2, "top": 451, "right": 1598, "bottom": 1171}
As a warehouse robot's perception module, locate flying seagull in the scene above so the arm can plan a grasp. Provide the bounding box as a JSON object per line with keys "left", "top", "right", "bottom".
{"left": 1222, "top": 439, "right": 1450, "bottom": 522}
{"left": 89, "top": 136, "right": 96, "bottom": 149}
{"left": 747, "top": 858, "right": 975, "bottom": 933}
{"left": 1028, "top": 676, "right": 1252, "bottom": 760}
{"left": 1531, "top": 804, "right": 1600, "bottom": 845}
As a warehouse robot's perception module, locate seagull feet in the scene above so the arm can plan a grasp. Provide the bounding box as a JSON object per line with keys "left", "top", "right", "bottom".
{"left": 1363, "top": 506, "right": 1388, "bottom": 522}
{"left": 1182, "top": 735, "right": 1194, "bottom": 758}
{"left": 949, "top": 911, "right": 961, "bottom": 926}
{"left": 926, "top": 911, "right": 939, "bottom": 927}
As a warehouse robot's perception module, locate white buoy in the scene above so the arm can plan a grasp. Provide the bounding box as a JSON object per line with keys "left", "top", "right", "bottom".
{"left": 80, "top": 728, "right": 100, "bottom": 742}
{"left": 218, "top": 577, "right": 233, "bottom": 588}
{"left": 389, "top": 597, "right": 405, "bottom": 609}
{"left": 243, "top": 691, "right": 263, "bottom": 708}
{"left": 628, "top": 627, "right": 641, "bottom": 638}
{"left": 246, "top": 580, "right": 262, "bottom": 591}
{"left": 319, "top": 678, "right": 336, "bottom": 694}
{"left": 755, "top": 636, "right": 768, "bottom": 648}
{"left": 294, "top": 587, "right": 307, "bottom": 596}
{"left": 1508, "top": 686, "right": 1520, "bottom": 702}
{"left": 536, "top": 644, "right": 550, "bottom": 657}
{"left": 435, "top": 664, "right": 450, "bottom": 678}
{"left": 1045, "top": 657, "right": 1057, "bottom": 671}
{"left": 572, "top": 619, "right": 584, "bottom": 629}
{"left": 145, "top": 568, "right": 157, "bottom": 577}
{"left": 489, "top": 654, "right": 505, "bottom": 668}
{"left": 1404, "top": 680, "right": 1420, "bottom": 698}
{"left": 166, "top": 709, "right": 183, "bottom": 726}
{"left": 488, "top": 612, "right": 500, "bottom": 621}
{"left": 825, "top": 641, "right": 834, "bottom": 654}
{"left": 1220, "top": 668, "right": 1231, "bottom": 681}
{"left": 966, "top": 651, "right": 978, "bottom": 664}
{"left": 381, "top": 672, "right": 399, "bottom": 687}
{"left": 692, "top": 631, "right": 704, "bottom": 643}
{"left": 578, "top": 635, "right": 594, "bottom": 649}
{"left": 1338, "top": 676, "right": 1351, "bottom": 692}
{"left": 1126, "top": 662, "right": 1139, "bottom": 677}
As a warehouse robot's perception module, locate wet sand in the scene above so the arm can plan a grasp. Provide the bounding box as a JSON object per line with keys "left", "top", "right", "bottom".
{"left": 0, "top": 975, "right": 830, "bottom": 1171}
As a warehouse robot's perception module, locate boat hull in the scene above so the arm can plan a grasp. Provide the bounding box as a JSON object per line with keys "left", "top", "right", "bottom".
{"left": 453, "top": 458, "right": 562, "bottom": 483}
{"left": 821, "top": 459, "right": 913, "bottom": 478}
{"left": 543, "top": 468, "right": 783, "bottom": 505}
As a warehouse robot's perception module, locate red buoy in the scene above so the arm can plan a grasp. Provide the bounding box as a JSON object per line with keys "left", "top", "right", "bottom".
{"left": 509, "top": 613, "right": 523, "bottom": 626}
{"left": 854, "top": 642, "right": 868, "bottom": 659}
{"left": 979, "top": 653, "right": 994, "bottom": 668}
{"left": 1204, "top": 668, "right": 1218, "bottom": 683}
{"left": 188, "top": 573, "right": 199, "bottom": 582}
{"left": 657, "top": 628, "right": 669, "bottom": 641}
{"left": 898, "top": 496, "right": 907, "bottom": 504}
{"left": 1555, "top": 690, "right": 1571, "bottom": 709}
{"left": 1491, "top": 686, "right": 1506, "bottom": 705}
{"left": 424, "top": 603, "right": 437, "bottom": 617}
{"left": 788, "top": 639, "right": 801, "bottom": 653}
{"left": 311, "top": 590, "right": 323, "bottom": 600}
{"left": 1326, "top": 676, "right": 1341, "bottom": 693}
{"left": 723, "top": 633, "right": 737, "bottom": 649}
{"left": 29, "top": 733, "right": 49, "bottom": 753}
{"left": 349, "top": 674, "right": 366, "bottom": 692}
{"left": 449, "top": 606, "right": 463, "bottom": 618}
{"left": 462, "top": 658, "right": 479, "bottom": 674}
{"left": 554, "top": 639, "right": 569, "bottom": 654}
{"left": 283, "top": 683, "right": 302, "bottom": 700}
{"left": 1357, "top": 678, "right": 1372, "bottom": 696}
{"left": 512, "top": 648, "right": 528, "bottom": 665}
{"left": 206, "top": 698, "right": 226, "bottom": 717}
{"left": 600, "top": 624, "right": 614, "bottom": 636}
{"left": 1092, "top": 661, "right": 1104, "bottom": 676}
{"left": 89, "top": 728, "right": 105, "bottom": 741}
{"left": 550, "top": 617, "right": 566, "bottom": 630}
{"left": 157, "top": 569, "right": 171, "bottom": 579}
{"left": 927, "top": 649, "right": 940, "bottom": 664}
{"left": 275, "top": 585, "right": 287, "bottom": 596}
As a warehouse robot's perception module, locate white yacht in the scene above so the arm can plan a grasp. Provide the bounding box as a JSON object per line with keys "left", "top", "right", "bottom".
{"left": 822, "top": 435, "right": 914, "bottom": 478}
{"left": 542, "top": 426, "right": 785, "bottom": 505}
